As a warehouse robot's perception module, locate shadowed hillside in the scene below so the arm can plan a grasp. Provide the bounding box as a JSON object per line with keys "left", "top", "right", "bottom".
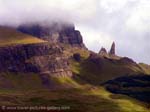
{"left": 104, "top": 74, "right": 150, "bottom": 103}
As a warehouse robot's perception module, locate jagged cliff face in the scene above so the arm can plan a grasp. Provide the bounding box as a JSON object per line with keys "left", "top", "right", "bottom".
{"left": 0, "top": 23, "right": 87, "bottom": 78}
{"left": 0, "top": 43, "right": 72, "bottom": 77}
{"left": 17, "top": 23, "right": 86, "bottom": 48}
{"left": 0, "top": 23, "right": 85, "bottom": 77}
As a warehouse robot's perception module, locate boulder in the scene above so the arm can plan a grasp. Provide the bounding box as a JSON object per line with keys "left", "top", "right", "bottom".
{"left": 73, "top": 53, "right": 81, "bottom": 62}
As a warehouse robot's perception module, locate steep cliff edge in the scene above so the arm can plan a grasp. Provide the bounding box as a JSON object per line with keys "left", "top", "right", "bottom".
{"left": 0, "top": 43, "right": 72, "bottom": 77}
{"left": 17, "top": 23, "right": 86, "bottom": 48}
{"left": 0, "top": 26, "right": 72, "bottom": 77}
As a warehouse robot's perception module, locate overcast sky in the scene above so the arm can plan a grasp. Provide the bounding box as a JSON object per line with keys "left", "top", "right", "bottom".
{"left": 0, "top": 0, "right": 150, "bottom": 64}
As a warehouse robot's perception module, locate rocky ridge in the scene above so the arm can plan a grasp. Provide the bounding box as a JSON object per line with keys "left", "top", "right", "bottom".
{"left": 99, "top": 42, "right": 116, "bottom": 57}
{"left": 0, "top": 43, "right": 72, "bottom": 77}
{"left": 98, "top": 42, "right": 136, "bottom": 64}
{"left": 0, "top": 22, "right": 88, "bottom": 78}
{"left": 17, "top": 23, "right": 86, "bottom": 48}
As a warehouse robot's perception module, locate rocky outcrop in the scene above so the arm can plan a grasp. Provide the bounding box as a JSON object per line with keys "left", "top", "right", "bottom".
{"left": 119, "top": 57, "right": 137, "bottom": 65}
{"left": 99, "top": 42, "right": 116, "bottom": 57}
{"left": 0, "top": 43, "right": 72, "bottom": 77}
{"left": 99, "top": 47, "right": 107, "bottom": 56}
{"left": 31, "top": 56, "right": 72, "bottom": 77}
{"left": 88, "top": 53, "right": 104, "bottom": 67}
{"left": 73, "top": 53, "right": 81, "bottom": 62}
{"left": 17, "top": 23, "right": 86, "bottom": 48}
{"left": 109, "top": 42, "right": 115, "bottom": 55}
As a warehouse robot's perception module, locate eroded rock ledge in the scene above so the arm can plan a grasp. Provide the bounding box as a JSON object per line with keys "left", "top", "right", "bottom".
{"left": 0, "top": 43, "right": 72, "bottom": 77}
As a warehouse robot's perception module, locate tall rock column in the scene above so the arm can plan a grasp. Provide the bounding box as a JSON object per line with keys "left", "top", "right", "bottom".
{"left": 109, "top": 42, "right": 115, "bottom": 55}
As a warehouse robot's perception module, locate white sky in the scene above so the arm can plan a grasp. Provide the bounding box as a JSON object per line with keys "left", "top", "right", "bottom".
{"left": 0, "top": 0, "right": 150, "bottom": 64}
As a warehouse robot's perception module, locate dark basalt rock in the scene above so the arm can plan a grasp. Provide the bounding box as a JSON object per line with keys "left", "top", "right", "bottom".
{"left": 73, "top": 53, "right": 81, "bottom": 62}
{"left": 17, "top": 23, "right": 86, "bottom": 48}
{"left": 99, "top": 47, "right": 107, "bottom": 56}
{"left": 0, "top": 43, "right": 72, "bottom": 77}
{"left": 109, "top": 42, "right": 115, "bottom": 55}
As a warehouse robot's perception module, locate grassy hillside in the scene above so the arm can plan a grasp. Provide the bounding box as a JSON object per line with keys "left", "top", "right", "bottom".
{"left": 0, "top": 26, "right": 46, "bottom": 46}
{"left": 139, "top": 63, "right": 150, "bottom": 74}
{"left": 0, "top": 72, "right": 149, "bottom": 112}
{"left": 69, "top": 48, "right": 149, "bottom": 85}
{"left": 0, "top": 39, "right": 150, "bottom": 111}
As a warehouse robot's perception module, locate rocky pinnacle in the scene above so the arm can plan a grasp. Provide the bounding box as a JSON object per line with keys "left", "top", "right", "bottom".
{"left": 109, "top": 42, "right": 115, "bottom": 55}
{"left": 99, "top": 47, "right": 107, "bottom": 56}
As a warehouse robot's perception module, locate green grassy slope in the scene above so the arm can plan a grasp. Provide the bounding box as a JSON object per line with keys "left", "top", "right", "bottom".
{"left": 0, "top": 72, "right": 149, "bottom": 112}
{"left": 0, "top": 41, "right": 150, "bottom": 111}
{"left": 139, "top": 63, "right": 150, "bottom": 74}
{"left": 69, "top": 48, "right": 149, "bottom": 85}
{"left": 0, "top": 26, "right": 46, "bottom": 46}
{"left": 0, "top": 72, "right": 45, "bottom": 90}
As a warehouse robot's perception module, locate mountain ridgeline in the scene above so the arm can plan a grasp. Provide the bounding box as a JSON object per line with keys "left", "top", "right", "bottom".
{"left": 0, "top": 23, "right": 87, "bottom": 77}
{"left": 0, "top": 22, "right": 150, "bottom": 111}
{"left": 17, "top": 23, "right": 86, "bottom": 48}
